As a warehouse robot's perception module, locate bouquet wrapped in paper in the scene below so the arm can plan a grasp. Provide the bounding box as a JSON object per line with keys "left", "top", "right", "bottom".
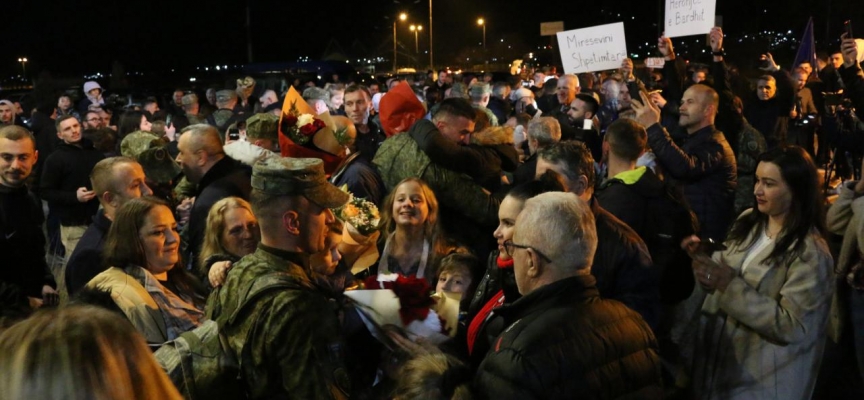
{"left": 332, "top": 185, "right": 381, "bottom": 274}
{"left": 344, "top": 274, "right": 460, "bottom": 345}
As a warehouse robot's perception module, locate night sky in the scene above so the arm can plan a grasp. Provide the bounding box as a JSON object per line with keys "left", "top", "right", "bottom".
{"left": 4, "top": 0, "right": 863, "bottom": 79}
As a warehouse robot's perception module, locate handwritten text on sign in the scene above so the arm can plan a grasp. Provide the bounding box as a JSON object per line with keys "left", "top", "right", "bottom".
{"left": 557, "top": 22, "right": 628, "bottom": 74}
{"left": 665, "top": 0, "right": 716, "bottom": 38}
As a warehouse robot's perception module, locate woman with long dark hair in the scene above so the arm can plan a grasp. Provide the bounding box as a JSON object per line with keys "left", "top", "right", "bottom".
{"left": 87, "top": 196, "right": 207, "bottom": 344}
{"left": 688, "top": 146, "right": 833, "bottom": 399}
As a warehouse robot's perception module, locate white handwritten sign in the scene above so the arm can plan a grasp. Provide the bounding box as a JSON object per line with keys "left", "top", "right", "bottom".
{"left": 665, "top": 0, "right": 716, "bottom": 38}
{"left": 556, "top": 22, "right": 628, "bottom": 74}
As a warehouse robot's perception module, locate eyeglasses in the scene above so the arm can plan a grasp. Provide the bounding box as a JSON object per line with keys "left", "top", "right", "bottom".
{"left": 502, "top": 240, "right": 552, "bottom": 262}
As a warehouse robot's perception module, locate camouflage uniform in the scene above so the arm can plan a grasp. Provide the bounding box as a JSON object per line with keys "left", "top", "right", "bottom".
{"left": 207, "top": 246, "right": 350, "bottom": 399}
{"left": 206, "top": 157, "right": 351, "bottom": 399}
{"left": 373, "top": 124, "right": 500, "bottom": 227}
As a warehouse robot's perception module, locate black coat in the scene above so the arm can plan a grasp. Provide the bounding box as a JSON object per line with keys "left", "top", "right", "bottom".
{"left": 646, "top": 124, "right": 737, "bottom": 241}
{"left": 474, "top": 275, "right": 663, "bottom": 400}
{"left": 65, "top": 209, "right": 111, "bottom": 296}
{"left": 185, "top": 157, "right": 252, "bottom": 264}
{"left": 0, "top": 184, "right": 55, "bottom": 299}
{"left": 39, "top": 142, "right": 105, "bottom": 226}
{"left": 590, "top": 198, "right": 659, "bottom": 329}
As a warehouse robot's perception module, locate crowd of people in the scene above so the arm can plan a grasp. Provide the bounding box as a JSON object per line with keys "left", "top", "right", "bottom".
{"left": 1, "top": 25, "right": 864, "bottom": 399}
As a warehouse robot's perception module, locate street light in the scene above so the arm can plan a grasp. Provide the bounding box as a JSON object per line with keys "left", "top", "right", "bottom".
{"left": 410, "top": 25, "right": 423, "bottom": 54}
{"left": 477, "top": 18, "right": 486, "bottom": 50}
{"left": 393, "top": 12, "right": 407, "bottom": 72}
{"left": 17, "top": 57, "right": 27, "bottom": 77}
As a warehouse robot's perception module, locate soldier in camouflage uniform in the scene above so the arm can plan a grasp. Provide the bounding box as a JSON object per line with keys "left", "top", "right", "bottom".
{"left": 206, "top": 156, "right": 351, "bottom": 399}
{"left": 208, "top": 90, "right": 244, "bottom": 137}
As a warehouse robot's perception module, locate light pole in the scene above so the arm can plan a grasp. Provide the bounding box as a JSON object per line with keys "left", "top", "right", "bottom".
{"left": 17, "top": 57, "right": 27, "bottom": 77}
{"left": 393, "top": 12, "right": 407, "bottom": 73}
{"left": 410, "top": 25, "right": 422, "bottom": 54}
{"left": 477, "top": 18, "right": 486, "bottom": 50}
{"left": 429, "top": 0, "right": 433, "bottom": 70}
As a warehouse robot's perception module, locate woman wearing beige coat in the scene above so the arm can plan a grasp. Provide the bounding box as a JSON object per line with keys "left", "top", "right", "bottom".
{"left": 686, "top": 146, "right": 834, "bottom": 399}
{"left": 825, "top": 161, "right": 864, "bottom": 383}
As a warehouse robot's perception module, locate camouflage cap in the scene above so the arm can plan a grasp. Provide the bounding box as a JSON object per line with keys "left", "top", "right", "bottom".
{"left": 469, "top": 82, "right": 492, "bottom": 97}
{"left": 216, "top": 90, "right": 237, "bottom": 103}
{"left": 181, "top": 93, "right": 198, "bottom": 106}
{"left": 137, "top": 146, "right": 181, "bottom": 184}
{"left": 245, "top": 113, "right": 279, "bottom": 141}
{"left": 120, "top": 131, "right": 162, "bottom": 158}
{"left": 251, "top": 157, "right": 349, "bottom": 209}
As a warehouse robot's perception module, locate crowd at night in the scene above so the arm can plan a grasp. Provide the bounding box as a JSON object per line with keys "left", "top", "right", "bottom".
{"left": 3, "top": 1, "right": 864, "bottom": 399}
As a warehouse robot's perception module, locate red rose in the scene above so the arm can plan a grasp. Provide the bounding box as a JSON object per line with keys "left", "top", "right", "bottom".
{"left": 283, "top": 114, "right": 298, "bottom": 127}
{"left": 313, "top": 118, "right": 326, "bottom": 130}
{"left": 299, "top": 123, "right": 318, "bottom": 136}
{"left": 391, "top": 275, "right": 434, "bottom": 325}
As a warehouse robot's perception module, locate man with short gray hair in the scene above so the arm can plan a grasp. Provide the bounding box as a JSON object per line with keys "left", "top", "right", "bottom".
{"left": 475, "top": 191, "right": 662, "bottom": 399}
{"left": 512, "top": 117, "right": 561, "bottom": 186}
{"left": 303, "top": 87, "right": 331, "bottom": 115}
{"left": 536, "top": 141, "right": 659, "bottom": 328}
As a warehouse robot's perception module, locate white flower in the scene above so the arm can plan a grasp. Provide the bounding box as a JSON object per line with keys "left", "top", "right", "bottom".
{"left": 297, "top": 113, "right": 315, "bottom": 127}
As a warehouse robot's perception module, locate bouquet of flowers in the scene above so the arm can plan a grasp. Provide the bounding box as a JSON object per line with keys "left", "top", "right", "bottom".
{"left": 332, "top": 185, "right": 380, "bottom": 236}
{"left": 344, "top": 274, "right": 460, "bottom": 345}
{"left": 280, "top": 100, "right": 326, "bottom": 145}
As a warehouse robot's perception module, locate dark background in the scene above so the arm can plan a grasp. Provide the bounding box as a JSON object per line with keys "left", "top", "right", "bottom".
{"left": 3, "top": 0, "right": 863, "bottom": 80}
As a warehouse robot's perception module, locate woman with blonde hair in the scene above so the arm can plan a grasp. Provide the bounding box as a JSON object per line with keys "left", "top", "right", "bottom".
{"left": 364, "top": 177, "right": 462, "bottom": 284}
{"left": 0, "top": 305, "right": 182, "bottom": 400}
{"left": 198, "top": 197, "right": 260, "bottom": 289}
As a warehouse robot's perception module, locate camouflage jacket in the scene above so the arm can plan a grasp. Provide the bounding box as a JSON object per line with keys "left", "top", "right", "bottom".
{"left": 373, "top": 125, "right": 500, "bottom": 227}
{"left": 734, "top": 120, "right": 767, "bottom": 215}
{"left": 206, "top": 246, "right": 350, "bottom": 400}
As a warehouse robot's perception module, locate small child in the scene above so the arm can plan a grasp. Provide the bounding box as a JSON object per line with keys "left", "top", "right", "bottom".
{"left": 435, "top": 253, "right": 476, "bottom": 298}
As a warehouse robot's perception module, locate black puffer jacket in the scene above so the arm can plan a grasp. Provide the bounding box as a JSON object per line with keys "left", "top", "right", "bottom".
{"left": 474, "top": 275, "right": 664, "bottom": 400}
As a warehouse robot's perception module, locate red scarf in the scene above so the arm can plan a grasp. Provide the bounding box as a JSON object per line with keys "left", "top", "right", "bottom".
{"left": 466, "top": 257, "right": 513, "bottom": 354}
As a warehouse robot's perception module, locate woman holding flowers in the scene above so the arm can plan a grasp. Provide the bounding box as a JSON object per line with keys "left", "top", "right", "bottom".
{"left": 364, "top": 177, "right": 462, "bottom": 285}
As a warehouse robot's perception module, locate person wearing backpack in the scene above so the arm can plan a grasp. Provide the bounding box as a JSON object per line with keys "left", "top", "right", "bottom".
{"left": 205, "top": 157, "right": 351, "bottom": 399}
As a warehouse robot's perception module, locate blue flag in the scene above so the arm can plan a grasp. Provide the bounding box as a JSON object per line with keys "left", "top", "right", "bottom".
{"left": 791, "top": 17, "right": 818, "bottom": 74}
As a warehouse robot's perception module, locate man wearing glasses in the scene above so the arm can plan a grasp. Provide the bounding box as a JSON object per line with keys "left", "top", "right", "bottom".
{"left": 475, "top": 192, "right": 662, "bottom": 399}
{"left": 82, "top": 110, "right": 105, "bottom": 130}
{"left": 536, "top": 141, "right": 659, "bottom": 330}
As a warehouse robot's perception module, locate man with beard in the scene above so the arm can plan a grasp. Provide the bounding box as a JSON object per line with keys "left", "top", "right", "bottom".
{"left": 632, "top": 84, "right": 737, "bottom": 242}
{"left": 547, "top": 74, "right": 582, "bottom": 142}
{"left": 0, "top": 125, "right": 58, "bottom": 311}
{"left": 566, "top": 93, "right": 602, "bottom": 161}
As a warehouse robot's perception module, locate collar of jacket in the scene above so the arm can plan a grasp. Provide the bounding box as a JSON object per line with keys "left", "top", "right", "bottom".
{"left": 257, "top": 244, "right": 315, "bottom": 287}
{"left": 493, "top": 275, "right": 599, "bottom": 323}
{"left": 0, "top": 182, "right": 28, "bottom": 194}
{"left": 93, "top": 208, "right": 112, "bottom": 232}
{"left": 196, "top": 156, "right": 239, "bottom": 194}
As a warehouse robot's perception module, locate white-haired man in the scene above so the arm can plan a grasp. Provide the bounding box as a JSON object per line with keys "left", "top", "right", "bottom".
{"left": 475, "top": 192, "right": 662, "bottom": 399}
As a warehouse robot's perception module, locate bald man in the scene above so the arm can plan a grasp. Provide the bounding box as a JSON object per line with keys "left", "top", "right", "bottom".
{"left": 177, "top": 124, "right": 252, "bottom": 264}
{"left": 632, "top": 84, "right": 737, "bottom": 241}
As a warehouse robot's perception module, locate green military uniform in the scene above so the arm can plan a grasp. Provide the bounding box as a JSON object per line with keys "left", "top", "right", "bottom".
{"left": 373, "top": 122, "right": 500, "bottom": 227}
{"left": 206, "top": 157, "right": 351, "bottom": 399}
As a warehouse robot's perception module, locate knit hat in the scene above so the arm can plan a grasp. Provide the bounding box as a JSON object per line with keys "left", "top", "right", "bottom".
{"left": 379, "top": 82, "right": 426, "bottom": 137}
